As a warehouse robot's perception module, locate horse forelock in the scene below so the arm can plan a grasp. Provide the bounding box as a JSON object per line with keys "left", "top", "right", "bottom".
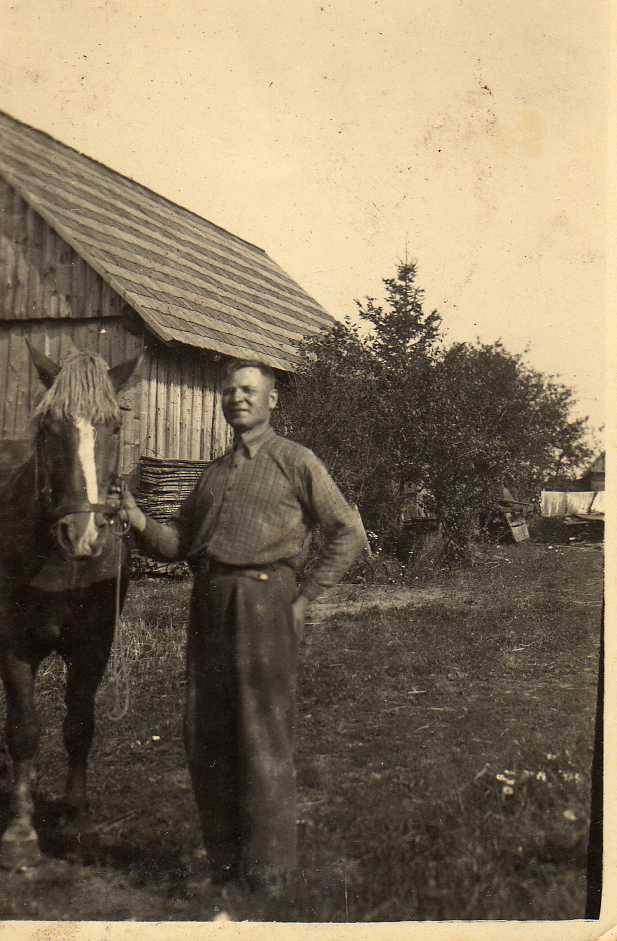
{"left": 34, "top": 352, "right": 121, "bottom": 424}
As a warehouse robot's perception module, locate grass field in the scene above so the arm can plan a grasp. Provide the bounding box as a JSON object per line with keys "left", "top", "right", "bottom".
{"left": 0, "top": 540, "right": 603, "bottom": 921}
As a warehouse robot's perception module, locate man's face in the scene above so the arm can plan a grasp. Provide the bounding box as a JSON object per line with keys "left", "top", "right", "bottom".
{"left": 222, "top": 366, "right": 278, "bottom": 432}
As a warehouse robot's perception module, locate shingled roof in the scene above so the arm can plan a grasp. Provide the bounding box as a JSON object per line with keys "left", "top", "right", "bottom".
{"left": 0, "top": 111, "right": 334, "bottom": 371}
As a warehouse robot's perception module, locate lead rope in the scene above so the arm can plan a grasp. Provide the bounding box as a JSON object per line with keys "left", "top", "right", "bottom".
{"left": 106, "top": 493, "right": 131, "bottom": 722}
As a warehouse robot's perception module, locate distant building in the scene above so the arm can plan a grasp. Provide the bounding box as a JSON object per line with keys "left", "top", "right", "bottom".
{"left": 578, "top": 453, "right": 605, "bottom": 492}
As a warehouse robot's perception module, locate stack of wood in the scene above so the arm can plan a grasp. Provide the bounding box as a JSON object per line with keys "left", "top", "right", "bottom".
{"left": 131, "top": 456, "right": 210, "bottom": 577}
{"left": 136, "top": 456, "right": 210, "bottom": 520}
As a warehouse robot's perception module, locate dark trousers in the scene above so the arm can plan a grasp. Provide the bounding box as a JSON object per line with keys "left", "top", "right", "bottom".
{"left": 184, "top": 561, "right": 299, "bottom": 886}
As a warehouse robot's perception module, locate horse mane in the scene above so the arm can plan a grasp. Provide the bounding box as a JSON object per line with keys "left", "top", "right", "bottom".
{"left": 34, "top": 352, "right": 121, "bottom": 424}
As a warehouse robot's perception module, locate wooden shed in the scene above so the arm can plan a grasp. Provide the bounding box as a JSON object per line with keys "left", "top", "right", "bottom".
{"left": 0, "top": 111, "right": 333, "bottom": 476}
{"left": 578, "top": 453, "right": 605, "bottom": 493}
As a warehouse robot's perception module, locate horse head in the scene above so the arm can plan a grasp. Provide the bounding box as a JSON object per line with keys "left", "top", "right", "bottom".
{"left": 28, "top": 342, "right": 141, "bottom": 560}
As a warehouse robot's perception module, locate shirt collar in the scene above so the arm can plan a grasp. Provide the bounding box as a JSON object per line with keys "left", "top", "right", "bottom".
{"left": 234, "top": 423, "right": 275, "bottom": 459}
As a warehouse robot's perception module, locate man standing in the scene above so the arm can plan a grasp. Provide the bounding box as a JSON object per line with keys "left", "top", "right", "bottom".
{"left": 123, "top": 360, "right": 364, "bottom": 906}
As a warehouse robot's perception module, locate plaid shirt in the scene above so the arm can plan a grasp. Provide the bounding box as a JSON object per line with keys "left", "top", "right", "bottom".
{"left": 139, "top": 425, "right": 365, "bottom": 601}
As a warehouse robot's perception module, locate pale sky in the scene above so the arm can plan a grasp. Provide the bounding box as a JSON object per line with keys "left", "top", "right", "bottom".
{"left": 0, "top": 0, "right": 609, "bottom": 433}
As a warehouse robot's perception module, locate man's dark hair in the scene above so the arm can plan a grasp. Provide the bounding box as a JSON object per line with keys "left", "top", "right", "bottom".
{"left": 223, "top": 359, "right": 277, "bottom": 387}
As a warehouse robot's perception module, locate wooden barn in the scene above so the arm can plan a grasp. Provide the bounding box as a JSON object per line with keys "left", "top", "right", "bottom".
{"left": 0, "top": 111, "right": 333, "bottom": 478}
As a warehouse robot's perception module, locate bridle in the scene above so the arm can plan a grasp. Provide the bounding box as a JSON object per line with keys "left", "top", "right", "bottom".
{"left": 34, "top": 422, "right": 129, "bottom": 536}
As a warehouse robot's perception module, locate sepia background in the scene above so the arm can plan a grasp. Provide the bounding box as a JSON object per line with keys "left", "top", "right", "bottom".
{"left": 0, "top": 0, "right": 608, "bottom": 433}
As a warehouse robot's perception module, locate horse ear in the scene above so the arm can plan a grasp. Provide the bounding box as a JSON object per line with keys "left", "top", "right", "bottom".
{"left": 108, "top": 353, "right": 143, "bottom": 393}
{"left": 26, "top": 338, "right": 61, "bottom": 389}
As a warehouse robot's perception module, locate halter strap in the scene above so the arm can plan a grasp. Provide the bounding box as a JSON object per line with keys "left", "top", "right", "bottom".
{"left": 44, "top": 500, "right": 121, "bottom": 522}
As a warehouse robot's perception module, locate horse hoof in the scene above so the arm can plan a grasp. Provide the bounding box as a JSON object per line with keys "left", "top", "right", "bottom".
{"left": 60, "top": 813, "right": 100, "bottom": 861}
{"left": 0, "top": 829, "right": 42, "bottom": 870}
{"left": 60, "top": 810, "right": 95, "bottom": 836}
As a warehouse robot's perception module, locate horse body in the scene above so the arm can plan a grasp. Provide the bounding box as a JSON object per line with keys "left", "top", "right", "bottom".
{"left": 0, "top": 346, "right": 139, "bottom": 867}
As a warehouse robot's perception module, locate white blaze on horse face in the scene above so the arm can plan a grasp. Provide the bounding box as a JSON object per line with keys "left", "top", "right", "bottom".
{"left": 75, "top": 417, "right": 99, "bottom": 504}
{"left": 75, "top": 417, "right": 99, "bottom": 546}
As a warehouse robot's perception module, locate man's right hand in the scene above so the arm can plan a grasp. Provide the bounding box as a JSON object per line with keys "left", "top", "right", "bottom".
{"left": 121, "top": 488, "right": 147, "bottom": 532}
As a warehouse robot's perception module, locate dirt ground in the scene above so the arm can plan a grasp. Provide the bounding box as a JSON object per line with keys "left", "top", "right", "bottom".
{"left": 0, "top": 541, "right": 604, "bottom": 923}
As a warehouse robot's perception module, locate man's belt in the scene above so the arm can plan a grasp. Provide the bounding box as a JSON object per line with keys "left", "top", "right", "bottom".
{"left": 204, "top": 557, "right": 292, "bottom": 582}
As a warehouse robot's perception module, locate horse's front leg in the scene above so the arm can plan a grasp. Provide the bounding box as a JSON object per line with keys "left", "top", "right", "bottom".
{"left": 0, "top": 651, "right": 43, "bottom": 867}
{"left": 61, "top": 616, "right": 114, "bottom": 842}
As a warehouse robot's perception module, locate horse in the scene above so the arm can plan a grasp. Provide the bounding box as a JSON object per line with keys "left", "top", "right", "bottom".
{"left": 0, "top": 343, "right": 140, "bottom": 868}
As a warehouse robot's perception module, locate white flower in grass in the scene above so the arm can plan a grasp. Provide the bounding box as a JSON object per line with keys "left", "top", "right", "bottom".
{"left": 536, "top": 771, "right": 547, "bottom": 782}
{"left": 563, "top": 809, "right": 577, "bottom": 822}
{"left": 502, "top": 786, "right": 514, "bottom": 797}
{"left": 496, "top": 773, "right": 515, "bottom": 786}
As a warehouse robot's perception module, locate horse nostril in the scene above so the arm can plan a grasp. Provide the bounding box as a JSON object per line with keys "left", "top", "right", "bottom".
{"left": 57, "top": 520, "right": 72, "bottom": 550}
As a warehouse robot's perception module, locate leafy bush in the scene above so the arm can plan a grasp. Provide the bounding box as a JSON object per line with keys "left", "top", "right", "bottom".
{"left": 283, "top": 262, "right": 592, "bottom": 556}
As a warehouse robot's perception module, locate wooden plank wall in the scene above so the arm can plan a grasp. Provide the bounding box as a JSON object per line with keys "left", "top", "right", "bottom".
{"left": 0, "top": 321, "right": 232, "bottom": 472}
{"left": 0, "top": 318, "right": 145, "bottom": 473}
{"left": 0, "top": 177, "right": 234, "bottom": 468}
{"left": 0, "top": 178, "right": 123, "bottom": 322}
{"left": 141, "top": 343, "right": 232, "bottom": 461}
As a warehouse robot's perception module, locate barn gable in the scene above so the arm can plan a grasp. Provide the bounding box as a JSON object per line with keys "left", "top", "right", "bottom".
{"left": 0, "top": 178, "right": 125, "bottom": 323}
{"left": 0, "top": 110, "right": 333, "bottom": 371}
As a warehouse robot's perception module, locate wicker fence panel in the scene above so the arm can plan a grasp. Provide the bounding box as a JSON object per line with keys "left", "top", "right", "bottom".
{"left": 131, "top": 455, "right": 211, "bottom": 577}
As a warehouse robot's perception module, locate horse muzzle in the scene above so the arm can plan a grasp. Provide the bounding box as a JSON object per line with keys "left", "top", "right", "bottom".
{"left": 54, "top": 511, "right": 110, "bottom": 560}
